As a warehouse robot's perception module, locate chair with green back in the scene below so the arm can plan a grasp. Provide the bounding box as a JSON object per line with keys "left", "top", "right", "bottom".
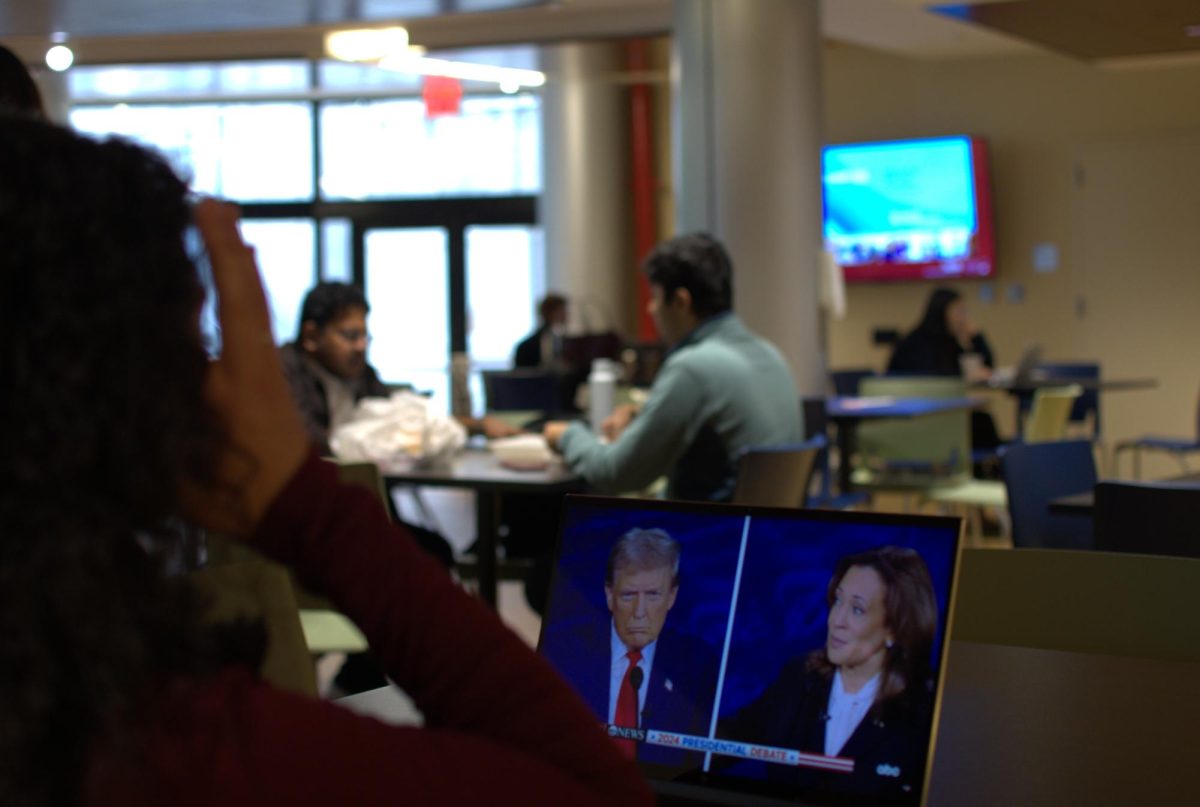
{"left": 927, "top": 385, "right": 1083, "bottom": 539}
{"left": 853, "top": 375, "right": 972, "bottom": 492}
{"left": 188, "top": 556, "right": 318, "bottom": 697}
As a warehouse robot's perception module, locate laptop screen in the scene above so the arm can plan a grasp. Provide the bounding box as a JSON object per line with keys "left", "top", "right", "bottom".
{"left": 538, "top": 496, "right": 962, "bottom": 806}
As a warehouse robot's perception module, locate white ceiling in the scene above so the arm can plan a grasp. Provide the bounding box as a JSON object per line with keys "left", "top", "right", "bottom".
{"left": 0, "top": 0, "right": 1036, "bottom": 65}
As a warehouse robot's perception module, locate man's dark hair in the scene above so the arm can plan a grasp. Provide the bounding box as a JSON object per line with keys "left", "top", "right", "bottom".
{"left": 297, "top": 282, "right": 370, "bottom": 339}
{"left": 538, "top": 293, "right": 567, "bottom": 324}
{"left": 0, "top": 43, "right": 45, "bottom": 118}
{"left": 641, "top": 232, "right": 734, "bottom": 319}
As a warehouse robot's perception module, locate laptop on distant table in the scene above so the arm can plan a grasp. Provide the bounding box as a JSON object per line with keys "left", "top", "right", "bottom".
{"left": 538, "top": 496, "right": 963, "bottom": 806}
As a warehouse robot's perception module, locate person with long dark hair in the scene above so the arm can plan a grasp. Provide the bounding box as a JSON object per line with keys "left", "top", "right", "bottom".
{"left": 888, "top": 287, "right": 1001, "bottom": 456}
{"left": 720, "top": 546, "right": 938, "bottom": 802}
{"left": 0, "top": 43, "right": 45, "bottom": 117}
{"left": 0, "top": 115, "right": 650, "bottom": 806}
{"left": 887, "top": 287, "right": 993, "bottom": 379}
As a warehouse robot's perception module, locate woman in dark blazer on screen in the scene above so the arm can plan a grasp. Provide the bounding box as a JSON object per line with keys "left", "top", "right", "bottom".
{"left": 720, "top": 546, "right": 939, "bottom": 804}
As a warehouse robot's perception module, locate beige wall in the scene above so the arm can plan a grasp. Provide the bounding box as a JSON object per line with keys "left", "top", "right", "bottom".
{"left": 822, "top": 44, "right": 1200, "bottom": 475}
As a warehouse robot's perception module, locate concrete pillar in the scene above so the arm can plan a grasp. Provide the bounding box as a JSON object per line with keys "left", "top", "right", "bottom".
{"left": 539, "top": 42, "right": 633, "bottom": 337}
{"left": 672, "top": 0, "right": 825, "bottom": 394}
{"left": 33, "top": 68, "right": 70, "bottom": 125}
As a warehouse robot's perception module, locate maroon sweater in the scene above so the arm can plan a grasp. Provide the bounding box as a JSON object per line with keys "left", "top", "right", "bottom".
{"left": 87, "top": 453, "right": 652, "bottom": 806}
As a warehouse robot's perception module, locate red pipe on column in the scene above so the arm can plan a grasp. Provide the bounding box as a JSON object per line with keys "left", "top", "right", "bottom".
{"left": 625, "top": 38, "right": 659, "bottom": 341}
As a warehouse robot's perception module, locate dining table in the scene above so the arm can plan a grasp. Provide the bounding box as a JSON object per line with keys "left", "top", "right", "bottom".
{"left": 381, "top": 445, "right": 585, "bottom": 608}
{"left": 1047, "top": 470, "right": 1200, "bottom": 516}
{"left": 825, "top": 395, "right": 988, "bottom": 493}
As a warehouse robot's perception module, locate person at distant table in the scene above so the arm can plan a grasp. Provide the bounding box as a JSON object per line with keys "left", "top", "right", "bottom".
{"left": 887, "top": 287, "right": 1001, "bottom": 455}
{"left": 887, "top": 287, "right": 993, "bottom": 382}
{"left": 543, "top": 233, "right": 803, "bottom": 502}
{"left": 514, "top": 292, "right": 569, "bottom": 369}
{"left": 279, "top": 283, "right": 517, "bottom": 454}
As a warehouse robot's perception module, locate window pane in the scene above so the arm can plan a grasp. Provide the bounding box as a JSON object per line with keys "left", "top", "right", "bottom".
{"left": 466, "top": 224, "right": 544, "bottom": 367}
{"left": 320, "top": 94, "right": 541, "bottom": 199}
{"left": 70, "top": 103, "right": 314, "bottom": 201}
{"left": 322, "top": 219, "right": 354, "bottom": 282}
{"left": 364, "top": 228, "right": 450, "bottom": 407}
{"left": 69, "top": 60, "right": 310, "bottom": 101}
{"left": 239, "top": 220, "right": 316, "bottom": 344}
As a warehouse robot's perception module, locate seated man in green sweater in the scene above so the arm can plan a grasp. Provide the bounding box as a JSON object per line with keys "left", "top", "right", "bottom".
{"left": 544, "top": 233, "right": 803, "bottom": 502}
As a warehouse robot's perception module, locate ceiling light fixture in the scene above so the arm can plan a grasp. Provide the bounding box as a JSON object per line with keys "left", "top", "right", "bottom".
{"left": 324, "top": 26, "right": 410, "bottom": 63}
{"left": 325, "top": 24, "right": 545, "bottom": 91}
{"left": 378, "top": 54, "right": 545, "bottom": 89}
{"left": 45, "top": 44, "right": 74, "bottom": 72}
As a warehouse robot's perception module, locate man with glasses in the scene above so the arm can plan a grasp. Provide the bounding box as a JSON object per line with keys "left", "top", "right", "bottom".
{"left": 281, "top": 282, "right": 451, "bottom": 695}
{"left": 280, "top": 282, "right": 385, "bottom": 453}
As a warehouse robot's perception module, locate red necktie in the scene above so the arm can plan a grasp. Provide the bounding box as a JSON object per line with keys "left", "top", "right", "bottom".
{"left": 613, "top": 649, "right": 643, "bottom": 758}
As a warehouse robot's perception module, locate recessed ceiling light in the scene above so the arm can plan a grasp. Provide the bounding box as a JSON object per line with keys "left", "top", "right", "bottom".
{"left": 45, "top": 45, "right": 74, "bottom": 72}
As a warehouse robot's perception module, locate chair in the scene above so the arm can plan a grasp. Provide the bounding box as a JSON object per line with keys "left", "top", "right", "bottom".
{"left": 1000, "top": 439, "right": 1096, "bottom": 549}
{"left": 1021, "top": 384, "right": 1083, "bottom": 443}
{"left": 952, "top": 547, "right": 1200, "bottom": 662}
{"left": 730, "top": 436, "right": 824, "bottom": 508}
{"left": 188, "top": 560, "right": 318, "bottom": 697}
{"left": 926, "top": 386, "right": 1084, "bottom": 539}
{"left": 1018, "top": 362, "right": 1101, "bottom": 437}
{"left": 829, "top": 367, "right": 875, "bottom": 397}
{"left": 1113, "top": 384, "right": 1200, "bottom": 478}
{"left": 801, "top": 396, "right": 869, "bottom": 509}
{"left": 482, "top": 369, "right": 563, "bottom": 413}
{"left": 1093, "top": 481, "right": 1200, "bottom": 558}
{"left": 287, "top": 460, "right": 394, "bottom": 654}
{"left": 854, "top": 376, "right": 972, "bottom": 489}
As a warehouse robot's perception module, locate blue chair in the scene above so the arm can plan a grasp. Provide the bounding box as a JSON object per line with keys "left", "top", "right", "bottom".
{"left": 801, "top": 397, "right": 868, "bottom": 510}
{"left": 1094, "top": 481, "right": 1200, "bottom": 559}
{"left": 1000, "top": 440, "right": 1096, "bottom": 549}
{"left": 829, "top": 368, "right": 876, "bottom": 397}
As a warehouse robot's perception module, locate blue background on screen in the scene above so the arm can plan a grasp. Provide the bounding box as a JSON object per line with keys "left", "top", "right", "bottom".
{"left": 717, "top": 517, "right": 958, "bottom": 717}
{"left": 823, "top": 136, "right": 976, "bottom": 239}
{"left": 539, "top": 501, "right": 959, "bottom": 742}
{"left": 540, "top": 503, "right": 744, "bottom": 682}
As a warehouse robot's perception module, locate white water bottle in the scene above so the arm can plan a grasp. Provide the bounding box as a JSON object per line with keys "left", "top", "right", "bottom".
{"left": 588, "top": 358, "right": 617, "bottom": 434}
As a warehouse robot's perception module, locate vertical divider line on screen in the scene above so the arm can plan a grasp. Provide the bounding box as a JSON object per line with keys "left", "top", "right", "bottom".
{"left": 702, "top": 514, "right": 752, "bottom": 772}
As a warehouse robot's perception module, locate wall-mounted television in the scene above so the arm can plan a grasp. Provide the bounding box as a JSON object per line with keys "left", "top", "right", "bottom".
{"left": 822, "top": 135, "right": 995, "bottom": 283}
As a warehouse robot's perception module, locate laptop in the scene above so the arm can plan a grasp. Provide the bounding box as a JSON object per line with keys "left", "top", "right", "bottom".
{"left": 538, "top": 496, "right": 963, "bottom": 806}
{"left": 989, "top": 343, "right": 1043, "bottom": 388}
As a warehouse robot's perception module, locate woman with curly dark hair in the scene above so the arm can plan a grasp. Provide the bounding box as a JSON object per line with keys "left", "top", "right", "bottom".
{"left": 0, "top": 115, "right": 651, "bottom": 806}
{"left": 0, "top": 43, "right": 45, "bottom": 117}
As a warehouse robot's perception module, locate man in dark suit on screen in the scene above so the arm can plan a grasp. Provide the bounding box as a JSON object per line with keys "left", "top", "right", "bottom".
{"left": 555, "top": 528, "right": 719, "bottom": 775}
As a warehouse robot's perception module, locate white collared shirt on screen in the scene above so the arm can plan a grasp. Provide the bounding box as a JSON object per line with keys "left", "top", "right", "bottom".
{"left": 824, "top": 669, "right": 880, "bottom": 757}
{"left": 607, "top": 623, "right": 658, "bottom": 724}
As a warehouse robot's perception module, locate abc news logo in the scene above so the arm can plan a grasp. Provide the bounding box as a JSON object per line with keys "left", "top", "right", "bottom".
{"left": 607, "top": 725, "right": 647, "bottom": 742}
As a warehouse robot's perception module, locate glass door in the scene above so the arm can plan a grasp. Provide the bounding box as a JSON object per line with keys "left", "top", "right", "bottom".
{"left": 362, "top": 226, "right": 451, "bottom": 407}
{"left": 465, "top": 224, "right": 545, "bottom": 410}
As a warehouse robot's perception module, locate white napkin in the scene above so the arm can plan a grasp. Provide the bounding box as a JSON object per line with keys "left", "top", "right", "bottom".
{"left": 489, "top": 434, "right": 556, "bottom": 470}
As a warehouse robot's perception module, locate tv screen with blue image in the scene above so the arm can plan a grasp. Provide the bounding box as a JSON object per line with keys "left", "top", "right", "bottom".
{"left": 823, "top": 135, "right": 995, "bottom": 283}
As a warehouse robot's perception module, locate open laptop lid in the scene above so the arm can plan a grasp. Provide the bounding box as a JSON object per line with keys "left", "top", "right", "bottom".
{"left": 537, "top": 496, "right": 963, "bottom": 807}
